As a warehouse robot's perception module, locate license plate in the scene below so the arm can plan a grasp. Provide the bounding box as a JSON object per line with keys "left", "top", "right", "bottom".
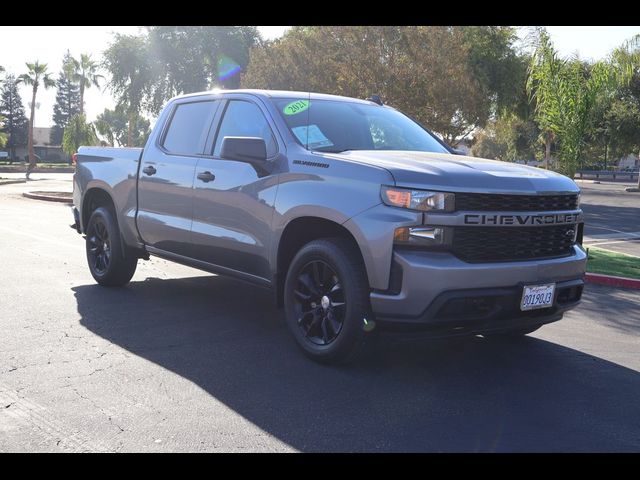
{"left": 520, "top": 283, "right": 555, "bottom": 311}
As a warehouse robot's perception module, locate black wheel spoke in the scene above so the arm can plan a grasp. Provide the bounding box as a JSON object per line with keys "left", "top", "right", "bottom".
{"left": 304, "top": 313, "right": 320, "bottom": 338}
{"left": 312, "top": 262, "right": 322, "bottom": 289}
{"left": 293, "top": 260, "right": 346, "bottom": 346}
{"left": 326, "top": 311, "right": 341, "bottom": 336}
{"left": 321, "top": 267, "right": 332, "bottom": 291}
{"left": 320, "top": 316, "right": 330, "bottom": 343}
{"left": 294, "top": 289, "right": 311, "bottom": 301}
{"left": 94, "top": 253, "right": 103, "bottom": 271}
{"left": 298, "top": 273, "right": 320, "bottom": 297}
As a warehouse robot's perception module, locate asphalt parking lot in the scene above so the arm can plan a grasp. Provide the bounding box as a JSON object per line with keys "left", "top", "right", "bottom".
{"left": 0, "top": 175, "right": 639, "bottom": 452}
{"left": 578, "top": 180, "right": 640, "bottom": 257}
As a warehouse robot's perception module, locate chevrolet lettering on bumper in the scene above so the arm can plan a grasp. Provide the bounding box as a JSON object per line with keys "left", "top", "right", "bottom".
{"left": 464, "top": 213, "right": 581, "bottom": 226}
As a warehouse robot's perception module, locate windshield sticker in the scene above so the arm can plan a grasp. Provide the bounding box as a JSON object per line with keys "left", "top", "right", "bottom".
{"left": 292, "top": 124, "right": 334, "bottom": 149}
{"left": 283, "top": 99, "right": 310, "bottom": 115}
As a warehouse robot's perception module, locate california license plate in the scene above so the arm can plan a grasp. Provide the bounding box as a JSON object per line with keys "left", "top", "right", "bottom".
{"left": 520, "top": 284, "right": 555, "bottom": 311}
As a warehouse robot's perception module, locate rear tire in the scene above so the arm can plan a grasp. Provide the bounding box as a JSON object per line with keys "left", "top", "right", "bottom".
{"left": 86, "top": 207, "right": 137, "bottom": 286}
{"left": 284, "top": 237, "right": 372, "bottom": 364}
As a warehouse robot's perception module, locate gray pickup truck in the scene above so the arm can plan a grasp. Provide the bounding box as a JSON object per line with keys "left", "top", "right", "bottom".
{"left": 72, "top": 89, "right": 586, "bottom": 363}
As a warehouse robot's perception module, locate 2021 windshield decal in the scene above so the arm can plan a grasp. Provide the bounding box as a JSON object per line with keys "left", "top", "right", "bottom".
{"left": 283, "top": 100, "right": 310, "bottom": 115}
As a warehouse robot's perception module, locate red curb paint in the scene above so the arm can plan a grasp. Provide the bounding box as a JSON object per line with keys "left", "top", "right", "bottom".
{"left": 585, "top": 273, "right": 640, "bottom": 290}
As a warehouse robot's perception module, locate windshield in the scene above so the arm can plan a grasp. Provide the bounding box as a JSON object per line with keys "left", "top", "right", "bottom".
{"left": 273, "top": 98, "right": 449, "bottom": 154}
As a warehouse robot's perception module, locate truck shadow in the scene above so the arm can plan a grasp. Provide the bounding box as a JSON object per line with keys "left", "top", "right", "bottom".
{"left": 72, "top": 276, "right": 640, "bottom": 452}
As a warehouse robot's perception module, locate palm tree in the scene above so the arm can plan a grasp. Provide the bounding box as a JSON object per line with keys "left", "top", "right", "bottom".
{"left": 103, "top": 34, "right": 151, "bottom": 146}
{"left": 612, "top": 34, "right": 640, "bottom": 189}
{"left": 18, "top": 61, "right": 55, "bottom": 178}
{"left": 73, "top": 53, "right": 104, "bottom": 116}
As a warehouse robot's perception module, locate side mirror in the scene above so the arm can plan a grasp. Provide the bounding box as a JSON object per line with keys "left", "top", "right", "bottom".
{"left": 452, "top": 148, "right": 466, "bottom": 156}
{"left": 220, "top": 136, "right": 267, "bottom": 167}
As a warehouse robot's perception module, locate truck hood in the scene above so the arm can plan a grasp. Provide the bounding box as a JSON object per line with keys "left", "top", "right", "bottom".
{"left": 320, "top": 150, "right": 579, "bottom": 194}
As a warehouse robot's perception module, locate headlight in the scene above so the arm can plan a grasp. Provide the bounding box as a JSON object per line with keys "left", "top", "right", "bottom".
{"left": 381, "top": 186, "right": 455, "bottom": 212}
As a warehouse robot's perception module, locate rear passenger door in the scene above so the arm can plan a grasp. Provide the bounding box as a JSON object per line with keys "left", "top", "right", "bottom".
{"left": 137, "top": 99, "right": 220, "bottom": 257}
{"left": 190, "top": 97, "right": 281, "bottom": 281}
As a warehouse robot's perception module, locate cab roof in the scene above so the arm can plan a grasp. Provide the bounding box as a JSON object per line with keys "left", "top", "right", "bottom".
{"left": 173, "top": 89, "right": 378, "bottom": 106}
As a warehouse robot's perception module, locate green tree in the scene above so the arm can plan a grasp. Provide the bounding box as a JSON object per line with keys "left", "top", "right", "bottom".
{"left": 0, "top": 74, "right": 29, "bottom": 161}
{"left": 144, "top": 26, "right": 260, "bottom": 114}
{"left": 459, "top": 26, "right": 527, "bottom": 117}
{"left": 495, "top": 113, "right": 540, "bottom": 162}
{"left": 72, "top": 53, "right": 104, "bottom": 116}
{"left": 470, "top": 124, "right": 506, "bottom": 160}
{"left": 95, "top": 105, "right": 151, "bottom": 147}
{"left": 61, "top": 114, "right": 98, "bottom": 155}
{"left": 103, "top": 34, "right": 152, "bottom": 146}
{"left": 243, "top": 26, "right": 515, "bottom": 145}
{"left": 471, "top": 114, "right": 542, "bottom": 163}
{"left": 527, "top": 31, "right": 621, "bottom": 177}
{"left": 0, "top": 116, "right": 7, "bottom": 148}
{"left": 51, "top": 51, "right": 81, "bottom": 145}
{"left": 611, "top": 34, "right": 640, "bottom": 187}
{"left": 18, "top": 61, "right": 55, "bottom": 176}
{"left": 587, "top": 72, "right": 640, "bottom": 170}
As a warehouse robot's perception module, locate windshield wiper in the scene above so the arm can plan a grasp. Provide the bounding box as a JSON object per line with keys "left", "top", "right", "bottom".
{"left": 313, "top": 148, "right": 351, "bottom": 154}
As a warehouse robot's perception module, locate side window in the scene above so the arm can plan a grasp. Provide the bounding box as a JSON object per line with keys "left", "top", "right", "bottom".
{"left": 213, "top": 100, "right": 277, "bottom": 158}
{"left": 162, "top": 101, "right": 218, "bottom": 155}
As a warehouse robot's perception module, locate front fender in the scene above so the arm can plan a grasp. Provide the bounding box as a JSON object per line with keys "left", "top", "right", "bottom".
{"left": 343, "top": 204, "right": 421, "bottom": 290}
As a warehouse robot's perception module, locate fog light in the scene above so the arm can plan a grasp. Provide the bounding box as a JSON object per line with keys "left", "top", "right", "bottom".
{"left": 393, "top": 226, "right": 446, "bottom": 247}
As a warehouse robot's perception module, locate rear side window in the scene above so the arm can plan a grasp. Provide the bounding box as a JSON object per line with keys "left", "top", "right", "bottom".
{"left": 162, "top": 101, "right": 218, "bottom": 155}
{"left": 213, "top": 100, "right": 277, "bottom": 158}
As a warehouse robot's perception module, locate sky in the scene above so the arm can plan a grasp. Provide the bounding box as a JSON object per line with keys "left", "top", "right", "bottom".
{"left": 1, "top": 25, "right": 638, "bottom": 130}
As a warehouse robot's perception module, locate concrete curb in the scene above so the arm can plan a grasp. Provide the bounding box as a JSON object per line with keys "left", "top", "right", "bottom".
{"left": 0, "top": 167, "right": 74, "bottom": 173}
{"left": 22, "top": 191, "right": 73, "bottom": 204}
{"left": 0, "top": 179, "right": 27, "bottom": 186}
{"left": 585, "top": 273, "right": 640, "bottom": 290}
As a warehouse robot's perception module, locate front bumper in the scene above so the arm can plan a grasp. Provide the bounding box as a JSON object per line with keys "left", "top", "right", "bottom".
{"left": 370, "top": 245, "right": 586, "bottom": 332}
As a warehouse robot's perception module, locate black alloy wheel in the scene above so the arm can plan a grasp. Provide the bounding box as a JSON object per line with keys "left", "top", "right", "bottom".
{"left": 292, "top": 260, "right": 346, "bottom": 346}
{"left": 85, "top": 207, "right": 138, "bottom": 286}
{"left": 284, "top": 237, "right": 371, "bottom": 364}
{"left": 87, "top": 218, "right": 111, "bottom": 275}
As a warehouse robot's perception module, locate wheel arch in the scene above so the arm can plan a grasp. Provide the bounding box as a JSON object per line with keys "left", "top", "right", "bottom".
{"left": 81, "top": 185, "right": 143, "bottom": 260}
{"left": 81, "top": 186, "right": 117, "bottom": 234}
{"left": 275, "top": 216, "right": 369, "bottom": 307}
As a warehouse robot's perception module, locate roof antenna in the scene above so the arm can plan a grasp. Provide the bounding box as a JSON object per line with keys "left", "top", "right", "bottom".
{"left": 366, "top": 94, "right": 383, "bottom": 106}
{"left": 306, "top": 90, "right": 311, "bottom": 150}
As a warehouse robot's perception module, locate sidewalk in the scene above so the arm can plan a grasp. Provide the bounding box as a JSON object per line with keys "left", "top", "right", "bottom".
{"left": 0, "top": 172, "right": 73, "bottom": 181}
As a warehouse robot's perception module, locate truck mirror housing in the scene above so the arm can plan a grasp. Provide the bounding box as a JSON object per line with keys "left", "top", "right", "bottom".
{"left": 220, "top": 136, "right": 268, "bottom": 166}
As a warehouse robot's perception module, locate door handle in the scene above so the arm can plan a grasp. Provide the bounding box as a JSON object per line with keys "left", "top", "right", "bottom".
{"left": 197, "top": 171, "right": 216, "bottom": 183}
{"left": 143, "top": 165, "right": 157, "bottom": 176}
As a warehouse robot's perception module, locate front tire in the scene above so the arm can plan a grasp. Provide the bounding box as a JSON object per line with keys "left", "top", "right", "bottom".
{"left": 86, "top": 207, "right": 137, "bottom": 286}
{"left": 284, "top": 238, "right": 372, "bottom": 364}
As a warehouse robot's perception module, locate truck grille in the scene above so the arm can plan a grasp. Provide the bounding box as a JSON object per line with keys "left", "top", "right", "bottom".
{"left": 455, "top": 193, "right": 579, "bottom": 212}
{"left": 452, "top": 225, "right": 576, "bottom": 263}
